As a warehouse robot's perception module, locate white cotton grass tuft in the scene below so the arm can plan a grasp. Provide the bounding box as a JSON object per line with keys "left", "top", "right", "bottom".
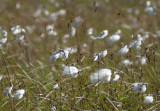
{"left": 72, "top": 16, "right": 83, "bottom": 27}
{"left": 87, "top": 28, "right": 93, "bottom": 35}
{"left": 117, "top": 45, "right": 129, "bottom": 55}
{"left": 63, "top": 34, "right": 69, "bottom": 39}
{"left": 50, "top": 50, "right": 69, "bottom": 62}
{"left": 49, "top": 9, "right": 66, "bottom": 21}
{"left": 64, "top": 47, "right": 77, "bottom": 54}
{"left": 107, "top": 30, "right": 121, "bottom": 44}
{"left": 90, "top": 68, "right": 112, "bottom": 83}
{"left": 33, "top": 8, "right": 42, "bottom": 18}
{"left": 50, "top": 105, "right": 56, "bottom": 111}
{"left": 46, "top": 24, "right": 57, "bottom": 36}
{"left": 146, "top": 1, "right": 151, "bottom": 7}
{"left": 50, "top": 48, "right": 77, "bottom": 63}
{"left": 90, "top": 30, "right": 108, "bottom": 40}
{"left": 57, "top": 9, "right": 66, "bottom": 16}
{"left": 0, "top": 75, "right": 2, "bottom": 81}
{"left": 107, "top": 35, "right": 120, "bottom": 44}
{"left": 136, "top": 56, "right": 147, "bottom": 65}
{"left": 75, "top": 16, "right": 83, "bottom": 23}
{"left": 129, "top": 33, "right": 149, "bottom": 50}
{"left": 94, "top": 50, "right": 107, "bottom": 61}
{"left": 140, "top": 57, "right": 147, "bottom": 65}
{"left": 0, "top": 27, "right": 8, "bottom": 37}
{"left": 129, "top": 42, "right": 141, "bottom": 50}
{"left": 26, "top": 25, "right": 35, "bottom": 34}
{"left": 112, "top": 71, "right": 120, "bottom": 82}
{"left": 46, "top": 25, "right": 54, "bottom": 32}
{"left": 70, "top": 26, "right": 76, "bottom": 37}
{"left": 15, "top": 35, "right": 24, "bottom": 42}
{"left": 11, "top": 89, "right": 25, "bottom": 99}
{"left": 49, "top": 13, "right": 58, "bottom": 21}
{"left": 16, "top": 2, "right": 21, "bottom": 9}
{"left": 53, "top": 83, "right": 58, "bottom": 90}
{"left": 133, "top": 83, "right": 146, "bottom": 93}
{"left": 62, "top": 66, "right": 79, "bottom": 78}
{"left": 145, "top": 0, "right": 156, "bottom": 16}
{"left": 144, "top": 6, "right": 156, "bottom": 16}
{"left": 0, "top": 38, "right": 7, "bottom": 44}
{"left": 144, "top": 95, "right": 153, "bottom": 104}
{"left": 43, "top": 9, "right": 50, "bottom": 16}
{"left": 3, "top": 85, "right": 13, "bottom": 96}
{"left": 129, "top": 40, "right": 137, "bottom": 48}
{"left": 0, "top": 27, "right": 8, "bottom": 44}
{"left": 50, "top": 51, "right": 62, "bottom": 62}
{"left": 120, "top": 59, "right": 133, "bottom": 66}
{"left": 157, "top": 31, "right": 160, "bottom": 37}
{"left": 11, "top": 25, "right": 25, "bottom": 35}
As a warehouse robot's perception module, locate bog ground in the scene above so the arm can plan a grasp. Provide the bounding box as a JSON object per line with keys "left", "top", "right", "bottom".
{"left": 0, "top": 0, "right": 160, "bottom": 110}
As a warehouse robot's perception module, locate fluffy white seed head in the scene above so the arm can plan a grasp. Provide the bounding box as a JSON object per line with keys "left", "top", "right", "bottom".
{"left": 146, "top": 1, "right": 151, "bottom": 7}
{"left": 16, "top": 2, "right": 21, "bottom": 9}
{"left": 3, "top": 85, "right": 13, "bottom": 96}
{"left": 133, "top": 83, "right": 146, "bottom": 93}
{"left": 90, "top": 30, "right": 108, "bottom": 40}
{"left": 43, "top": 9, "right": 49, "bottom": 16}
{"left": 12, "top": 89, "right": 25, "bottom": 99}
{"left": 107, "top": 34, "right": 120, "bottom": 44}
{"left": 50, "top": 52, "right": 60, "bottom": 63}
{"left": 50, "top": 48, "right": 77, "bottom": 63}
{"left": 117, "top": 45, "right": 129, "bottom": 55}
{"left": 0, "top": 28, "right": 8, "bottom": 44}
{"left": 107, "top": 30, "right": 121, "bottom": 44}
{"left": 144, "top": 95, "right": 153, "bottom": 104}
{"left": 121, "top": 59, "right": 133, "bottom": 66}
{"left": 129, "top": 40, "right": 141, "bottom": 50}
{"left": 140, "top": 57, "right": 147, "bottom": 65}
{"left": 101, "top": 30, "right": 109, "bottom": 38}
{"left": 157, "top": 31, "right": 160, "bottom": 37}
{"left": 15, "top": 35, "right": 24, "bottom": 42}
{"left": 49, "top": 9, "right": 66, "bottom": 21}
{"left": 50, "top": 106, "right": 56, "bottom": 111}
{"left": 129, "top": 40, "right": 137, "bottom": 48}
{"left": 49, "top": 31, "right": 57, "bottom": 36}
{"left": 53, "top": 83, "right": 58, "bottom": 90}
{"left": 46, "top": 25, "right": 58, "bottom": 36}
{"left": 87, "top": 28, "right": 93, "bottom": 35}
{"left": 144, "top": 6, "right": 156, "bottom": 16}
{"left": 46, "top": 25, "right": 54, "bottom": 32}
{"left": 115, "top": 29, "right": 121, "bottom": 34}
{"left": 62, "top": 66, "right": 79, "bottom": 78}
{"left": 0, "top": 75, "right": 2, "bottom": 81}
{"left": 11, "top": 25, "right": 25, "bottom": 35}
{"left": 33, "top": 8, "right": 42, "bottom": 17}
{"left": 0, "top": 38, "right": 7, "bottom": 44}
{"left": 57, "top": 9, "right": 66, "bottom": 16}
{"left": 63, "top": 34, "right": 69, "bottom": 39}
{"left": 0, "top": 28, "right": 8, "bottom": 37}
{"left": 70, "top": 27, "right": 76, "bottom": 37}
{"left": 112, "top": 74, "right": 120, "bottom": 82}
{"left": 49, "top": 13, "right": 58, "bottom": 21}
{"left": 94, "top": 50, "right": 107, "bottom": 61}
{"left": 90, "top": 68, "right": 112, "bottom": 83}
{"left": 64, "top": 47, "right": 77, "bottom": 54}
